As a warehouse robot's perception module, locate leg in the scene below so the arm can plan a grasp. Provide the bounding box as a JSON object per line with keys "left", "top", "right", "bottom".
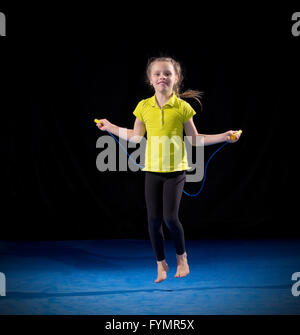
{"left": 145, "top": 172, "right": 165, "bottom": 261}
{"left": 175, "top": 251, "right": 189, "bottom": 278}
{"left": 145, "top": 172, "right": 169, "bottom": 283}
{"left": 163, "top": 171, "right": 186, "bottom": 256}
{"left": 163, "top": 171, "right": 190, "bottom": 278}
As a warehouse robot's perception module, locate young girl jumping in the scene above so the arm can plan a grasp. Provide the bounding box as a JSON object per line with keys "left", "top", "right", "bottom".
{"left": 96, "top": 57, "right": 241, "bottom": 283}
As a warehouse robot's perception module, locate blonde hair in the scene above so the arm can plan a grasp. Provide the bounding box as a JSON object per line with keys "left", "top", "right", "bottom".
{"left": 146, "top": 56, "right": 204, "bottom": 109}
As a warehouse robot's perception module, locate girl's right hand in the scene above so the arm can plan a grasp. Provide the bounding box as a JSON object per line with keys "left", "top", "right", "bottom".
{"left": 96, "top": 119, "right": 112, "bottom": 132}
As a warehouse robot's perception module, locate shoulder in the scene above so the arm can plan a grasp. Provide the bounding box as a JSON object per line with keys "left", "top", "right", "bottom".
{"left": 133, "top": 99, "right": 146, "bottom": 113}
{"left": 135, "top": 99, "right": 146, "bottom": 107}
{"left": 176, "top": 96, "right": 195, "bottom": 112}
{"left": 175, "top": 96, "right": 196, "bottom": 123}
{"left": 133, "top": 98, "right": 152, "bottom": 121}
{"left": 135, "top": 96, "right": 154, "bottom": 109}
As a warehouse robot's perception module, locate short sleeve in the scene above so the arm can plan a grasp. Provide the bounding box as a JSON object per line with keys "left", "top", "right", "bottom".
{"left": 182, "top": 102, "right": 196, "bottom": 123}
{"left": 133, "top": 100, "right": 145, "bottom": 123}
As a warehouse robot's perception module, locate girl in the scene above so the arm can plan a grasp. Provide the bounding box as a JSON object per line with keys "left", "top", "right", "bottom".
{"left": 96, "top": 57, "right": 241, "bottom": 283}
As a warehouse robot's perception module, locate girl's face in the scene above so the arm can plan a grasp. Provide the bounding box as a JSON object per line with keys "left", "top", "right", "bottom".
{"left": 149, "top": 61, "right": 178, "bottom": 95}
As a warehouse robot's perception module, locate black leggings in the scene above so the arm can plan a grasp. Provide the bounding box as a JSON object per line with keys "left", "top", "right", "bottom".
{"left": 145, "top": 170, "right": 186, "bottom": 261}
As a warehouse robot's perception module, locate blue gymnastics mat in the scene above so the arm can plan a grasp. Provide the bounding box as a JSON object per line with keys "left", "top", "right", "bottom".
{"left": 0, "top": 239, "right": 299, "bottom": 315}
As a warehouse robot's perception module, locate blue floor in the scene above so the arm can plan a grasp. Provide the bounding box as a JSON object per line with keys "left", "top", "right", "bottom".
{"left": 0, "top": 239, "right": 299, "bottom": 315}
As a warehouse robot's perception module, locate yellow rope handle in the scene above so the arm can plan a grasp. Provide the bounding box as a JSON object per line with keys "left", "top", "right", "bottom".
{"left": 94, "top": 119, "right": 103, "bottom": 127}
{"left": 230, "top": 130, "right": 242, "bottom": 141}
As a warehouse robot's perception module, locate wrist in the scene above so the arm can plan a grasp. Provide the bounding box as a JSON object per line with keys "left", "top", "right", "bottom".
{"left": 109, "top": 123, "right": 117, "bottom": 134}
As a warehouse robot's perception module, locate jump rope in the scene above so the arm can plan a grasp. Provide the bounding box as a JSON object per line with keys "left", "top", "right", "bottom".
{"left": 94, "top": 119, "right": 242, "bottom": 197}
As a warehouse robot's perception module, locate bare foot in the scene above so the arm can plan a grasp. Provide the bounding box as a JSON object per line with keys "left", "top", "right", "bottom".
{"left": 175, "top": 252, "right": 190, "bottom": 278}
{"left": 155, "top": 259, "right": 169, "bottom": 283}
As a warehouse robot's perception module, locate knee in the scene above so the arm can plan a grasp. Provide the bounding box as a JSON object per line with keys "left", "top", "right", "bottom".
{"left": 148, "top": 217, "right": 163, "bottom": 230}
{"left": 163, "top": 214, "right": 179, "bottom": 227}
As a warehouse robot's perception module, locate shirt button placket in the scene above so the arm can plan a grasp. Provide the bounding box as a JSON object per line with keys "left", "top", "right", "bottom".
{"left": 160, "top": 107, "right": 164, "bottom": 127}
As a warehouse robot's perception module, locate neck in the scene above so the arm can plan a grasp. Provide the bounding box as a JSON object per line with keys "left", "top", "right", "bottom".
{"left": 155, "top": 90, "right": 173, "bottom": 108}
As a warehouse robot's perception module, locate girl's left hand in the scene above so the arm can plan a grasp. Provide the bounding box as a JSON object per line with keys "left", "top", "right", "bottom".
{"left": 225, "top": 130, "right": 242, "bottom": 143}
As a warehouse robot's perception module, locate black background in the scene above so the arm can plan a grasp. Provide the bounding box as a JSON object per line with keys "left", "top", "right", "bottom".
{"left": 0, "top": 4, "right": 298, "bottom": 240}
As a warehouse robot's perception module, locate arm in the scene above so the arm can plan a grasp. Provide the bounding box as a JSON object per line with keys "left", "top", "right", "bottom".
{"left": 96, "top": 117, "right": 146, "bottom": 143}
{"left": 184, "top": 117, "right": 241, "bottom": 146}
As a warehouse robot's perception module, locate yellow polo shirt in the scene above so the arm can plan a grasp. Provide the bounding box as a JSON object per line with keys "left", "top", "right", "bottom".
{"left": 133, "top": 93, "right": 196, "bottom": 172}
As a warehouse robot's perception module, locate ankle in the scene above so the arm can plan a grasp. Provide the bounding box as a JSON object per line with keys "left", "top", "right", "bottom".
{"left": 176, "top": 252, "right": 187, "bottom": 258}
{"left": 157, "top": 259, "right": 167, "bottom": 264}
{"left": 176, "top": 252, "right": 187, "bottom": 263}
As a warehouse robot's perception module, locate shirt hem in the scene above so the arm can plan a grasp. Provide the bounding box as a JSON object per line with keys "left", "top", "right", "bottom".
{"left": 142, "top": 167, "right": 192, "bottom": 173}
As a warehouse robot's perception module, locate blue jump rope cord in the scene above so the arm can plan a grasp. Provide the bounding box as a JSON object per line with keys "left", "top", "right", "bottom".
{"left": 106, "top": 130, "right": 228, "bottom": 197}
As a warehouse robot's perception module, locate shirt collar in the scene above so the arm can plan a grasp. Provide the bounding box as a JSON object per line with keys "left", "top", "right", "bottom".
{"left": 150, "top": 92, "right": 178, "bottom": 108}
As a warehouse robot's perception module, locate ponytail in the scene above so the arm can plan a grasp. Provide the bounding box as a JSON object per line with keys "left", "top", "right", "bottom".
{"left": 177, "top": 89, "right": 204, "bottom": 111}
